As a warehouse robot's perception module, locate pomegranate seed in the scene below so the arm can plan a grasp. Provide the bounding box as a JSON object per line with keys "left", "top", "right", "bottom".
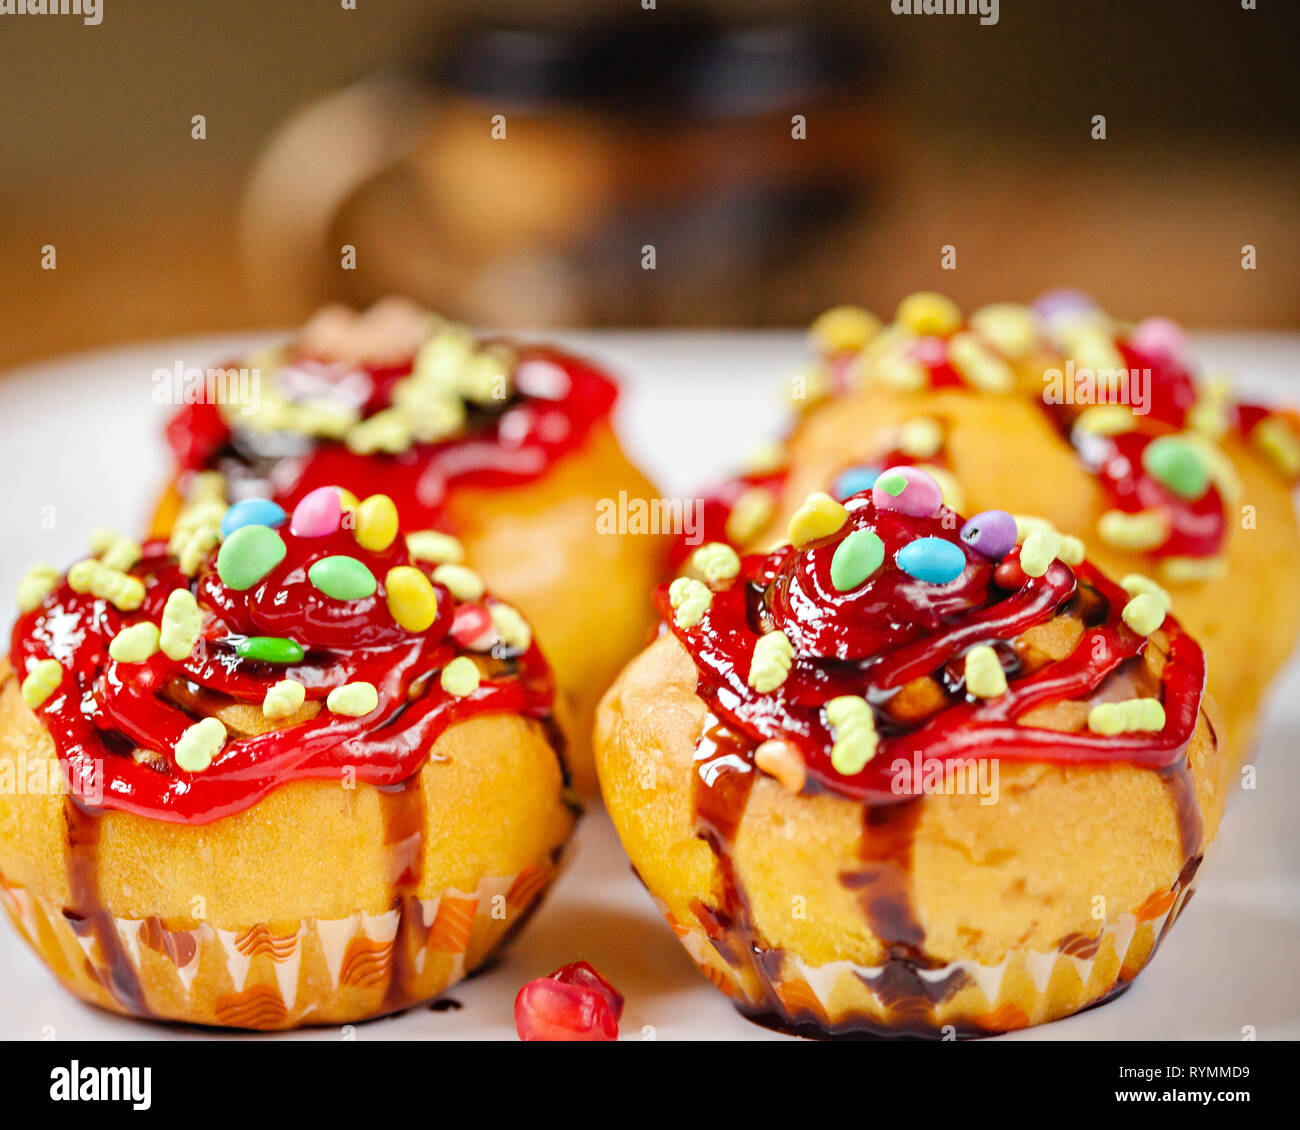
{"left": 514, "top": 962, "right": 622, "bottom": 1041}
{"left": 551, "top": 961, "right": 624, "bottom": 1021}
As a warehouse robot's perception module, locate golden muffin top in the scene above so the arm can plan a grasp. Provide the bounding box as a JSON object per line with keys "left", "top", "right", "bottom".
{"left": 684, "top": 291, "right": 1299, "bottom": 585}
{"left": 164, "top": 297, "right": 619, "bottom": 532}
{"left": 9, "top": 479, "right": 553, "bottom": 825}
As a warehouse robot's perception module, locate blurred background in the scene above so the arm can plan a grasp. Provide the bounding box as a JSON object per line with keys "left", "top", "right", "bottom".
{"left": 1, "top": 0, "right": 1297, "bottom": 369}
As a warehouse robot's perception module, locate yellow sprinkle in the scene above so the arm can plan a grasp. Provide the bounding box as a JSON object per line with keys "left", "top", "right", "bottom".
{"left": 1057, "top": 535, "right": 1086, "bottom": 566}
{"left": 1019, "top": 529, "right": 1062, "bottom": 578}
{"left": 20, "top": 659, "right": 64, "bottom": 710}
{"left": 67, "top": 559, "right": 100, "bottom": 593}
{"left": 385, "top": 566, "right": 438, "bottom": 632}
{"left": 1012, "top": 515, "right": 1055, "bottom": 545}
{"left": 439, "top": 657, "right": 480, "bottom": 698}
{"left": 1088, "top": 698, "right": 1166, "bottom": 736}
{"left": 178, "top": 526, "right": 220, "bottom": 577}
{"left": 355, "top": 494, "right": 399, "bottom": 552}
{"left": 744, "top": 442, "right": 786, "bottom": 476}
{"left": 489, "top": 603, "right": 532, "bottom": 651}
{"left": 1254, "top": 416, "right": 1300, "bottom": 478}
{"left": 788, "top": 492, "right": 848, "bottom": 548}
{"left": 100, "top": 536, "right": 142, "bottom": 573}
{"left": 825, "top": 695, "right": 878, "bottom": 775}
{"left": 1122, "top": 593, "right": 1166, "bottom": 636}
{"left": 337, "top": 487, "right": 360, "bottom": 514}
{"left": 754, "top": 739, "right": 807, "bottom": 794}
{"left": 90, "top": 566, "right": 145, "bottom": 611}
{"left": 948, "top": 332, "right": 1015, "bottom": 393}
{"left": 1180, "top": 433, "right": 1241, "bottom": 504}
{"left": 914, "top": 464, "right": 965, "bottom": 513}
{"left": 869, "top": 351, "right": 928, "bottom": 391}
{"left": 1120, "top": 573, "right": 1172, "bottom": 613}
{"left": 1060, "top": 322, "right": 1124, "bottom": 373}
{"left": 174, "top": 717, "right": 226, "bottom": 773}
{"left": 691, "top": 542, "right": 742, "bottom": 584}
{"left": 897, "top": 417, "right": 944, "bottom": 459}
{"left": 262, "top": 679, "right": 307, "bottom": 720}
{"left": 431, "top": 564, "right": 484, "bottom": 602}
{"left": 160, "top": 588, "right": 203, "bottom": 661}
{"left": 1097, "top": 509, "right": 1169, "bottom": 552}
{"left": 406, "top": 530, "right": 466, "bottom": 565}
{"left": 725, "top": 487, "right": 775, "bottom": 547}
{"left": 345, "top": 409, "right": 414, "bottom": 455}
{"left": 1187, "top": 401, "right": 1228, "bottom": 440}
{"left": 1160, "top": 556, "right": 1227, "bottom": 585}
{"left": 669, "top": 577, "right": 712, "bottom": 629}
{"left": 189, "top": 470, "right": 228, "bottom": 503}
{"left": 109, "top": 622, "right": 161, "bottom": 664}
{"left": 808, "top": 305, "right": 881, "bottom": 353}
{"left": 1187, "top": 374, "right": 1233, "bottom": 439}
{"left": 896, "top": 292, "right": 961, "bottom": 337}
{"left": 748, "top": 630, "right": 795, "bottom": 694}
{"left": 460, "top": 345, "right": 515, "bottom": 405}
{"left": 15, "top": 564, "right": 59, "bottom": 613}
{"left": 327, "top": 681, "right": 380, "bottom": 716}
{"left": 964, "top": 645, "right": 1007, "bottom": 699}
{"left": 969, "top": 303, "right": 1037, "bottom": 359}
{"left": 1074, "top": 405, "right": 1135, "bottom": 437}
{"left": 87, "top": 525, "right": 118, "bottom": 555}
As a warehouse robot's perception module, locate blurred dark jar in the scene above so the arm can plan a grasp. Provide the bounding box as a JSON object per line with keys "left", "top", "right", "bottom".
{"left": 242, "top": 15, "right": 885, "bottom": 327}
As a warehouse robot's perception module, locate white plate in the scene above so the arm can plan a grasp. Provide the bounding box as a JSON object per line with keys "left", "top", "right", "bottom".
{"left": 1, "top": 330, "right": 1297, "bottom": 1041}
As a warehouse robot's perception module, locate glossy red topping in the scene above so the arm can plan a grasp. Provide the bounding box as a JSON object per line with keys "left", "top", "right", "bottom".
{"left": 662, "top": 494, "right": 1206, "bottom": 805}
{"left": 11, "top": 522, "right": 555, "bottom": 825}
{"left": 166, "top": 343, "right": 618, "bottom": 531}
{"left": 514, "top": 962, "right": 623, "bottom": 1042}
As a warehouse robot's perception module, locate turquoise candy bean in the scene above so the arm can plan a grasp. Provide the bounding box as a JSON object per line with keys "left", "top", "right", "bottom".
{"left": 896, "top": 536, "right": 967, "bottom": 584}
{"left": 831, "top": 465, "right": 881, "bottom": 501}
{"left": 221, "top": 499, "right": 288, "bottom": 539}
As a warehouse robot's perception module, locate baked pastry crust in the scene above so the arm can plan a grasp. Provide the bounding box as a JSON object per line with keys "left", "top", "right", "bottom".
{"left": 1, "top": 487, "right": 576, "bottom": 1029}
{"left": 597, "top": 481, "right": 1228, "bottom": 1036}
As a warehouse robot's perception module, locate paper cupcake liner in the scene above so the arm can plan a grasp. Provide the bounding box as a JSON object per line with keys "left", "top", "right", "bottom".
{"left": 658, "top": 870, "right": 1201, "bottom": 1037}
{"left": 0, "top": 861, "right": 556, "bottom": 1029}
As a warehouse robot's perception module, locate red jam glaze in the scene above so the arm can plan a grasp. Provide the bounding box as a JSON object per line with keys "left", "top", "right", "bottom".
{"left": 1071, "top": 426, "right": 1225, "bottom": 558}
{"left": 659, "top": 494, "right": 1206, "bottom": 805}
{"left": 166, "top": 344, "right": 618, "bottom": 533}
{"left": 668, "top": 469, "right": 786, "bottom": 572}
{"left": 10, "top": 529, "right": 555, "bottom": 826}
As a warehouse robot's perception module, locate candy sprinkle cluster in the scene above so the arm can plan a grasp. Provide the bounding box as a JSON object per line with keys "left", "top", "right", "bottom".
{"left": 223, "top": 302, "right": 518, "bottom": 456}
{"left": 783, "top": 291, "right": 1300, "bottom": 584}
{"left": 670, "top": 467, "right": 1188, "bottom": 798}
{"left": 10, "top": 479, "right": 547, "bottom": 820}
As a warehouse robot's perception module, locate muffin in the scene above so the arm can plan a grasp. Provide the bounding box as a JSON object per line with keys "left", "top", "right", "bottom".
{"left": 688, "top": 292, "right": 1300, "bottom": 762}
{"left": 156, "top": 298, "right": 666, "bottom": 789}
{"left": 0, "top": 481, "right": 576, "bottom": 1028}
{"left": 598, "top": 470, "right": 1227, "bottom": 1037}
